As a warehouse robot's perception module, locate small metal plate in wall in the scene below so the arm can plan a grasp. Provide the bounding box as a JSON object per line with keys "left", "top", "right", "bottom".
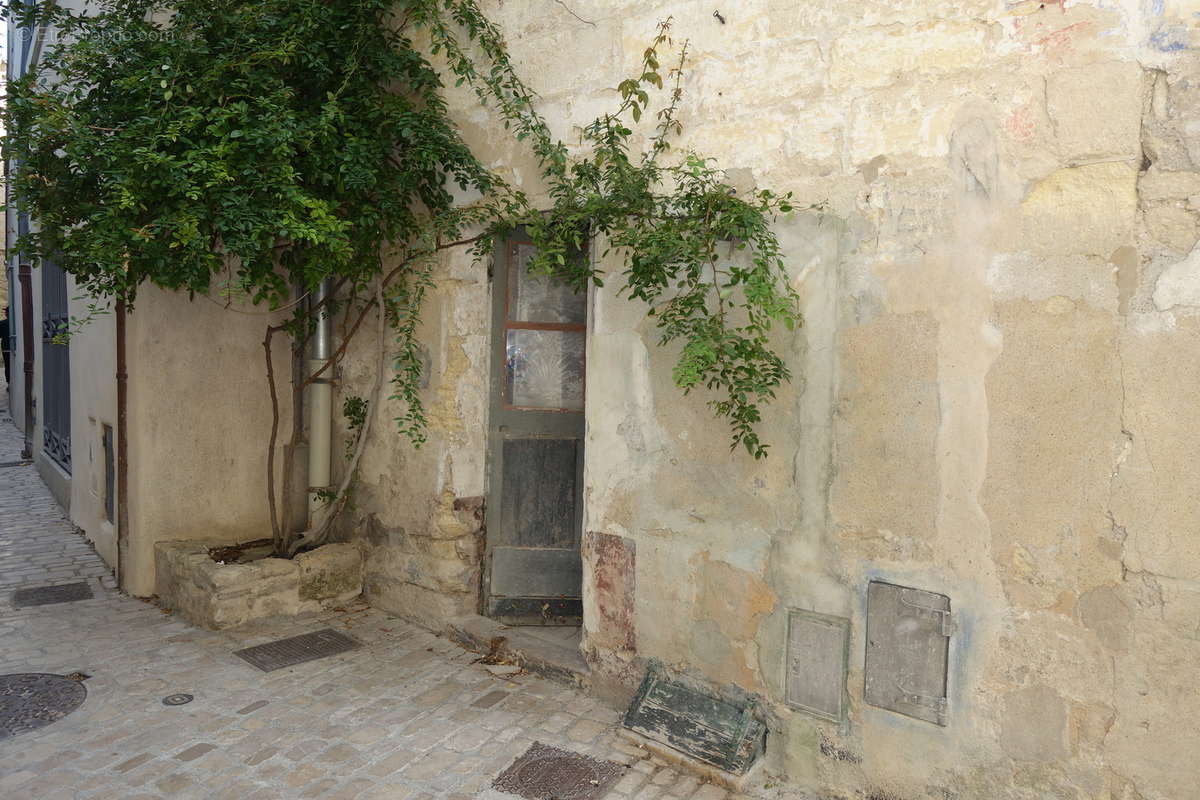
{"left": 0, "top": 673, "right": 87, "bottom": 739}
{"left": 492, "top": 741, "right": 622, "bottom": 800}
{"left": 233, "top": 628, "right": 359, "bottom": 672}
{"left": 785, "top": 608, "right": 850, "bottom": 722}
{"left": 864, "top": 580, "right": 952, "bottom": 726}
{"left": 12, "top": 581, "right": 93, "bottom": 608}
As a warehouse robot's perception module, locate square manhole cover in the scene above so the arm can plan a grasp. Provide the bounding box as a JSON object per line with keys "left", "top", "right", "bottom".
{"left": 493, "top": 741, "right": 622, "bottom": 800}
{"left": 12, "top": 582, "right": 93, "bottom": 608}
{"left": 233, "top": 628, "right": 359, "bottom": 672}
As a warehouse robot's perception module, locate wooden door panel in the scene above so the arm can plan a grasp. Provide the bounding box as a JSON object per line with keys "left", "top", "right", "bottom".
{"left": 499, "top": 437, "right": 580, "bottom": 548}
{"left": 485, "top": 233, "right": 587, "bottom": 625}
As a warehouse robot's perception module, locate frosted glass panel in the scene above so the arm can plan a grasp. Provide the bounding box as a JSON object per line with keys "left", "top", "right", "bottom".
{"left": 509, "top": 244, "right": 586, "bottom": 324}
{"left": 506, "top": 329, "right": 585, "bottom": 411}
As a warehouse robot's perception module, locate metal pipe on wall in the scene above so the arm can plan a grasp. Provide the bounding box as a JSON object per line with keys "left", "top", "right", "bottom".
{"left": 18, "top": 258, "right": 33, "bottom": 460}
{"left": 306, "top": 279, "right": 332, "bottom": 524}
{"left": 115, "top": 299, "right": 129, "bottom": 590}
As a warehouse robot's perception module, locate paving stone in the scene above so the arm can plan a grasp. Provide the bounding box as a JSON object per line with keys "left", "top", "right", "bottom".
{"left": 113, "top": 753, "right": 154, "bottom": 773}
{"left": 174, "top": 742, "right": 217, "bottom": 761}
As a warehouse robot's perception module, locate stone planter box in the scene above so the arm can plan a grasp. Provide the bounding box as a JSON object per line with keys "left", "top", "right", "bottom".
{"left": 155, "top": 540, "right": 363, "bottom": 630}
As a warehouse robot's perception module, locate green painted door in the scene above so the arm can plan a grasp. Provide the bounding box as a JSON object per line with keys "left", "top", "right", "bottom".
{"left": 485, "top": 233, "right": 586, "bottom": 625}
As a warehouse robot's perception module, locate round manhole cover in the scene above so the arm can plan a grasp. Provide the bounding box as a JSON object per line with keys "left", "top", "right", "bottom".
{"left": 162, "top": 693, "right": 193, "bottom": 706}
{"left": 0, "top": 673, "right": 87, "bottom": 739}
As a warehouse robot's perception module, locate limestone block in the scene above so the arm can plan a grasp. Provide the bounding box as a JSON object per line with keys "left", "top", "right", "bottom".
{"left": 1046, "top": 61, "right": 1143, "bottom": 162}
{"left": 829, "top": 22, "right": 987, "bottom": 90}
{"left": 1151, "top": 242, "right": 1200, "bottom": 310}
{"left": 848, "top": 82, "right": 961, "bottom": 163}
{"left": 365, "top": 577, "right": 476, "bottom": 627}
{"left": 1143, "top": 203, "right": 1199, "bottom": 253}
{"left": 296, "top": 542, "right": 363, "bottom": 602}
{"left": 1138, "top": 168, "right": 1200, "bottom": 202}
{"left": 389, "top": 549, "right": 478, "bottom": 595}
{"left": 1020, "top": 162, "right": 1138, "bottom": 257}
{"left": 693, "top": 38, "right": 824, "bottom": 119}
{"left": 191, "top": 555, "right": 294, "bottom": 593}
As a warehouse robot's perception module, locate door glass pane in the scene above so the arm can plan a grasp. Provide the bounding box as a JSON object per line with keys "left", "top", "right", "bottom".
{"left": 509, "top": 244, "right": 586, "bottom": 324}
{"left": 505, "top": 329, "right": 584, "bottom": 411}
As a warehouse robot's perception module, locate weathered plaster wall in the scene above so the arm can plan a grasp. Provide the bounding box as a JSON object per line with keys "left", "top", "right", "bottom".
{"left": 331, "top": 251, "right": 492, "bottom": 626}
{"left": 67, "top": 286, "right": 118, "bottom": 567}
{"left": 123, "top": 288, "right": 291, "bottom": 597}
{"left": 332, "top": 1, "right": 1200, "bottom": 798}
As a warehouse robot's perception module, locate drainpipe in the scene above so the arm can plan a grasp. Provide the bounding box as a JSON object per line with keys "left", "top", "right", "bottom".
{"left": 18, "top": 257, "right": 33, "bottom": 460}
{"left": 115, "top": 299, "right": 129, "bottom": 590}
{"left": 306, "top": 279, "right": 332, "bottom": 525}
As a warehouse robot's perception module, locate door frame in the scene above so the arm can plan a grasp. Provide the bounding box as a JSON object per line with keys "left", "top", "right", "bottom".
{"left": 482, "top": 229, "right": 588, "bottom": 624}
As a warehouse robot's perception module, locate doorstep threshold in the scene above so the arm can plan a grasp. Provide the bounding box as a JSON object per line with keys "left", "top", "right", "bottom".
{"left": 447, "top": 613, "right": 588, "bottom": 687}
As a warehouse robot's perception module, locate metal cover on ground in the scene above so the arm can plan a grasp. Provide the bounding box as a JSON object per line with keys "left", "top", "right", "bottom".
{"left": 0, "top": 673, "right": 87, "bottom": 739}
{"left": 12, "top": 581, "right": 93, "bottom": 608}
{"left": 233, "top": 628, "right": 359, "bottom": 672}
{"left": 785, "top": 608, "right": 850, "bottom": 722}
{"left": 623, "top": 661, "right": 766, "bottom": 775}
{"left": 492, "top": 741, "right": 622, "bottom": 800}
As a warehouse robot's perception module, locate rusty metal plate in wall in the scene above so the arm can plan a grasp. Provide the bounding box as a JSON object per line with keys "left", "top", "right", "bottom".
{"left": 0, "top": 673, "right": 87, "bottom": 739}
{"left": 785, "top": 608, "right": 850, "bottom": 722}
{"left": 864, "top": 580, "right": 952, "bottom": 726}
{"left": 11, "top": 581, "right": 93, "bottom": 608}
{"left": 233, "top": 629, "right": 359, "bottom": 672}
{"left": 492, "top": 741, "right": 622, "bottom": 800}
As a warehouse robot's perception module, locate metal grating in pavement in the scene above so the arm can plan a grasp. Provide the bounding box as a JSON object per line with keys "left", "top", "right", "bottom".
{"left": 233, "top": 628, "right": 360, "bottom": 672}
{"left": 0, "top": 673, "right": 88, "bottom": 739}
{"left": 492, "top": 741, "right": 623, "bottom": 800}
{"left": 12, "top": 581, "right": 93, "bottom": 608}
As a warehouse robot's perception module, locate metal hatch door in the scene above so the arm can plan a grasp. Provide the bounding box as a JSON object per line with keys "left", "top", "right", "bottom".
{"left": 485, "top": 234, "right": 586, "bottom": 625}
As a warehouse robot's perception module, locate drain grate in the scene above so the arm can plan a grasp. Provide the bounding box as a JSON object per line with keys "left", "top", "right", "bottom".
{"left": 0, "top": 673, "right": 88, "bottom": 739}
{"left": 233, "top": 628, "right": 359, "bottom": 672}
{"left": 492, "top": 741, "right": 623, "bottom": 800}
{"left": 12, "top": 582, "right": 93, "bottom": 608}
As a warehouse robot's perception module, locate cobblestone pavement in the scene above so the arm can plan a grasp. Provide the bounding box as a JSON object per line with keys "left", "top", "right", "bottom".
{"left": 0, "top": 396, "right": 804, "bottom": 800}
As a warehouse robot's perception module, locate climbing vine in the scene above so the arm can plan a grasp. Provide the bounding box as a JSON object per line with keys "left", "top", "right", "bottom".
{"left": 5, "top": 0, "right": 806, "bottom": 555}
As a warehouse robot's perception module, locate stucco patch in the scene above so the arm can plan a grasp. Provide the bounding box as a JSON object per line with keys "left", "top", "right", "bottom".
{"left": 1075, "top": 585, "right": 1131, "bottom": 652}
{"left": 832, "top": 312, "right": 940, "bottom": 550}
{"left": 582, "top": 531, "right": 636, "bottom": 653}
{"left": 1000, "top": 685, "right": 1069, "bottom": 762}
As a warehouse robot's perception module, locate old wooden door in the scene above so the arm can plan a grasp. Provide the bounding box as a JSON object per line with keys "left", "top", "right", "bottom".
{"left": 485, "top": 234, "right": 586, "bottom": 625}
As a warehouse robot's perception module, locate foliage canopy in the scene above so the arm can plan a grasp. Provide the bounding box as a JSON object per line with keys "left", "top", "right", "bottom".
{"left": 5, "top": 0, "right": 806, "bottom": 462}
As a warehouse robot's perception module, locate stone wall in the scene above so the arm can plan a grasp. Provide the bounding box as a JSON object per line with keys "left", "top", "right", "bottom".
{"left": 330, "top": 2, "right": 1200, "bottom": 798}
{"left": 155, "top": 541, "right": 362, "bottom": 630}
{"left": 331, "top": 253, "right": 491, "bottom": 627}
